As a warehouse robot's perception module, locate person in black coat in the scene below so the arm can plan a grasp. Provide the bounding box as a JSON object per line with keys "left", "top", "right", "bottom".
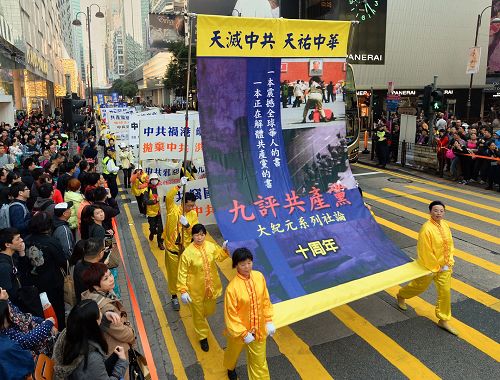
{"left": 23, "top": 212, "right": 67, "bottom": 329}
{"left": 92, "top": 186, "right": 120, "bottom": 231}
{"left": 0, "top": 228, "right": 28, "bottom": 307}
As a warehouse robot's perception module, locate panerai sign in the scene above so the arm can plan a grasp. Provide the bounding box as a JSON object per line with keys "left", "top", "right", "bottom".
{"left": 26, "top": 48, "right": 48, "bottom": 75}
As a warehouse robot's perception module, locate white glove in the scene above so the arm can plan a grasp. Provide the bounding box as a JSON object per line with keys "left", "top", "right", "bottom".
{"left": 180, "top": 293, "right": 192, "bottom": 304}
{"left": 180, "top": 176, "right": 189, "bottom": 186}
{"left": 440, "top": 265, "right": 449, "bottom": 272}
{"left": 222, "top": 240, "right": 228, "bottom": 250}
{"left": 266, "top": 322, "right": 276, "bottom": 337}
{"left": 243, "top": 332, "right": 255, "bottom": 344}
{"left": 179, "top": 215, "right": 189, "bottom": 227}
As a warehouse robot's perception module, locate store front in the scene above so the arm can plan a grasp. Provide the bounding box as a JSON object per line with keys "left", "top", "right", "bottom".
{"left": 356, "top": 88, "right": 483, "bottom": 123}
{"left": 0, "top": 39, "right": 25, "bottom": 123}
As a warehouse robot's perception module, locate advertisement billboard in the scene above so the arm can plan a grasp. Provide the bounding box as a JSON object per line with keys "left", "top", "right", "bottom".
{"left": 148, "top": 14, "right": 185, "bottom": 50}
{"left": 486, "top": 0, "right": 500, "bottom": 84}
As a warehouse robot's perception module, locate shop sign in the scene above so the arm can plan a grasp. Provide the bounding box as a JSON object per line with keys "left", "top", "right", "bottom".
{"left": 26, "top": 48, "right": 48, "bottom": 75}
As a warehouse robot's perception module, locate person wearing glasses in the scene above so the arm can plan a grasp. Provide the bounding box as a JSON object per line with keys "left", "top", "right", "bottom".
{"left": 0, "top": 228, "right": 26, "bottom": 307}
{"left": 8, "top": 183, "right": 32, "bottom": 237}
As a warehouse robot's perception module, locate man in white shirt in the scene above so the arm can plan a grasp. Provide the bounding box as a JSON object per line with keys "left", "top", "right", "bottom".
{"left": 232, "top": 0, "right": 277, "bottom": 18}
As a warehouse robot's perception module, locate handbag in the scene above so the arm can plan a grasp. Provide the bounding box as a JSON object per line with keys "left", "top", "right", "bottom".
{"left": 128, "top": 348, "right": 151, "bottom": 380}
{"left": 445, "top": 148, "right": 455, "bottom": 160}
{"left": 16, "top": 283, "right": 44, "bottom": 318}
{"left": 33, "top": 353, "right": 54, "bottom": 380}
{"left": 61, "top": 263, "right": 76, "bottom": 307}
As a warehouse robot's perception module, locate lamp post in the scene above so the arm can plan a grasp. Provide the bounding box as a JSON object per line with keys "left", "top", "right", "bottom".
{"left": 466, "top": 6, "right": 500, "bottom": 122}
{"left": 72, "top": 4, "right": 104, "bottom": 121}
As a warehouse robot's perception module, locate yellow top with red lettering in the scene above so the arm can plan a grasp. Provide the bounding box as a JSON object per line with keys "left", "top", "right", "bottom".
{"left": 224, "top": 270, "right": 273, "bottom": 342}
{"left": 416, "top": 219, "right": 455, "bottom": 272}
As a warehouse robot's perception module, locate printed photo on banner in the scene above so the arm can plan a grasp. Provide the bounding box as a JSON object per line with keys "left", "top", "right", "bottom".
{"left": 138, "top": 113, "right": 203, "bottom": 161}
{"left": 279, "top": 57, "right": 357, "bottom": 193}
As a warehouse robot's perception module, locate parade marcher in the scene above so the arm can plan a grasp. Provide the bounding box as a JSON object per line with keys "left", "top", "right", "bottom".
{"left": 397, "top": 201, "right": 457, "bottom": 335}
{"left": 131, "top": 166, "right": 148, "bottom": 217}
{"left": 102, "top": 148, "right": 119, "bottom": 198}
{"left": 118, "top": 144, "right": 134, "bottom": 188}
{"left": 223, "top": 248, "right": 275, "bottom": 380}
{"left": 143, "top": 173, "right": 165, "bottom": 250}
{"left": 52, "top": 299, "right": 129, "bottom": 380}
{"left": 162, "top": 176, "right": 199, "bottom": 311}
{"left": 177, "top": 224, "right": 229, "bottom": 351}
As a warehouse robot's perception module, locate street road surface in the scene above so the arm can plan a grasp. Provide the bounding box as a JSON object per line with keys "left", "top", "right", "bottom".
{"left": 115, "top": 163, "right": 499, "bottom": 380}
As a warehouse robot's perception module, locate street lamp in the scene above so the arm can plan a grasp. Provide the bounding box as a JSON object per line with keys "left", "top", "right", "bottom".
{"left": 72, "top": 4, "right": 104, "bottom": 123}
{"left": 466, "top": 5, "right": 500, "bottom": 122}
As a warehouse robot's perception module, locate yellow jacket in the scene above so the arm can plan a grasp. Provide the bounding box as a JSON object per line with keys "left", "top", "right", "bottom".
{"left": 224, "top": 270, "right": 273, "bottom": 342}
{"left": 177, "top": 240, "right": 228, "bottom": 302}
{"left": 162, "top": 185, "right": 199, "bottom": 253}
{"left": 145, "top": 188, "right": 160, "bottom": 217}
{"left": 417, "top": 219, "right": 455, "bottom": 272}
{"left": 131, "top": 172, "right": 148, "bottom": 196}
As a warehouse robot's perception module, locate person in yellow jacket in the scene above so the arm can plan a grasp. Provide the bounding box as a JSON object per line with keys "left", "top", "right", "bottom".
{"left": 162, "top": 176, "right": 198, "bottom": 311}
{"left": 131, "top": 167, "right": 148, "bottom": 216}
{"left": 142, "top": 173, "right": 164, "bottom": 250}
{"left": 177, "top": 223, "right": 229, "bottom": 352}
{"left": 397, "top": 201, "right": 457, "bottom": 335}
{"left": 224, "top": 248, "right": 275, "bottom": 380}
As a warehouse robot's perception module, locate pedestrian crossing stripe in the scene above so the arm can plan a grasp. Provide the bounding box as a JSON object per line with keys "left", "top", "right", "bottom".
{"left": 364, "top": 192, "right": 500, "bottom": 245}
{"left": 374, "top": 216, "right": 500, "bottom": 275}
{"left": 354, "top": 163, "right": 500, "bottom": 203}
{"left": 405, "top": 185, "right": 500, "bottom": 214}
{"left": 451, "top": 278, "right": 500, "bottom": 312}
{"left": 123, "top": 205, "right": 188, "bottom": 380}
{"left": 382, "top": 187, "right": 500, "bottom": 227}
{"left": 386, "top": 287, "right": 500, "bottom": 362}
{"left": 331, "top": 305, "right": 440, "bottom": 379}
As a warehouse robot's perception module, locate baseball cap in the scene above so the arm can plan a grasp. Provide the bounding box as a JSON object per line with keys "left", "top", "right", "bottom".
{"left": 54, "top": 201, "right": 74, "bottom": 216}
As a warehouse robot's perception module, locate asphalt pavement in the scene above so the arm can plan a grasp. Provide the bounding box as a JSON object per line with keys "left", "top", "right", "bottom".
{"left": 113, "top": 161, "right": 500, "bottom": 380}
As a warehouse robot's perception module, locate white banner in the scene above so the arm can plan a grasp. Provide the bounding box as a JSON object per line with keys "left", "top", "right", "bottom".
{"left": 466, "top": 46, "right": 481, "bottom": 75}
{"left": 100, "top": 107, "right": 134, "bottom": 122}
{"left": 139, "top": 113, "right": 203, "bottom": 161}
{"left": 129, "top": 109, "right": 161, "bottom": 162}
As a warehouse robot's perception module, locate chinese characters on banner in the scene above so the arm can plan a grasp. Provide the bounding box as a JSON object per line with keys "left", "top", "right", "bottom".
{"left": 197, "top": 15, "right": 350, "bottom": 58}
{"left": 128, "top": 109, "right": 160, "bottom": 162}
{"left": 138, "top": 114, "right": 203, "bottom": 161}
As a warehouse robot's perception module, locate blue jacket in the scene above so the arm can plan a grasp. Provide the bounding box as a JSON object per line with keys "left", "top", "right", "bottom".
{"left": 495, "top": 130, "right": 500, "bottom": 149}
{"left": 0, "top": 335, "right": 35, "bottom": 380}
{"left": 9, "top": 200, "right": 31, "bottom": 237}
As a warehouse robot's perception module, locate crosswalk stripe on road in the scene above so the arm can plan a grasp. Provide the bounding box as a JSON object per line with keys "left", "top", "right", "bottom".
{"left": 354, "top": 163, "right": 500, "bottom": 203}
{"left": 405, "top": 185, "right": 500, "bottom": 213}
{"left": 382, "top": 187, "right": 500, "bottom": 226}
{"left": 123, "top": 204, "right": 188, "bottom": 380}
{"left": 331, "top": 305, "right": 440, "bottom": 379}
{"left": 385, "top": 286, "right": 500, "bottom": 362}
{"left": 364, "top": 192, "right": 500, "bottom": 245}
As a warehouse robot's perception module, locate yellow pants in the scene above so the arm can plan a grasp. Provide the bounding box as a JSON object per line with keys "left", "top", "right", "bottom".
{"left": 398, "top": 270, "right": 452, "bottom": 321}
{"left": 165, "top": 250, "right": 179, "bottom": 295}
{"left": 223, "top": 336, "right": 270, "bottom": 380}
{"left": 190, "top": 299, "right": 216, "bottom": 340}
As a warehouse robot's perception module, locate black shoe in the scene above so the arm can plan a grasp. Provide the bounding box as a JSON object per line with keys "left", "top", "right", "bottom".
{"left": 227, "top": 369, "right": 237, "bottom": 380}
{"left": 158, "top": 242, "right": 165, "bottom": 250}
{"left": 200, "top": 338, "right": 209, "bottom": 352}
{"left": 301, "top": 119, "right": 306, "bottom": 123}
{"left": 485, "top": 186, "right": 493, "bottom": 190}
{"left": 171, "top": 297, "right": 180, "bottom": 311}
{"left": 149, "top": 233, "right": 154, "bottom": 241}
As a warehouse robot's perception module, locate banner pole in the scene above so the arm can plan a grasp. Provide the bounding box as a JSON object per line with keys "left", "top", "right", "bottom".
{"left": 181, "top": 13, "right": 194, "bottom": 249}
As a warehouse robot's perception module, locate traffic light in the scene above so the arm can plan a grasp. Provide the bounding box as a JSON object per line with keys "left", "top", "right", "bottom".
{"left": 422, "top": 85, "right": 432, "bottom": 114}
{"left": 431, "top": 89, "right": 444, "bottom": 112}
{"left": 62, "top": 96, "right": 86, "bottom": 131}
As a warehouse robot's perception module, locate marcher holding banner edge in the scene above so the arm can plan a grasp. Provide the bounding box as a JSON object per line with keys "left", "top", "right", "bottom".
{"left": 397, "top": 201, "right": 458, "bottom": 335}
{"left": 224, "top": 247, "right": 275, "bottom": 380}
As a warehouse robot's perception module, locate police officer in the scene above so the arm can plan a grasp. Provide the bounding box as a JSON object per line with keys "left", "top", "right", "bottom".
{"left": 102, "top": 147, "right": 119, "bottom": 198}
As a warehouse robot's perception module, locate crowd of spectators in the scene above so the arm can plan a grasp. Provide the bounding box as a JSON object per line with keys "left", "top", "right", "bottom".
{"left": 415, "top": 113, "right": 500, "bottom": 191}
{"left": 0, "top": 113, "right": 132, "bottom": 379}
